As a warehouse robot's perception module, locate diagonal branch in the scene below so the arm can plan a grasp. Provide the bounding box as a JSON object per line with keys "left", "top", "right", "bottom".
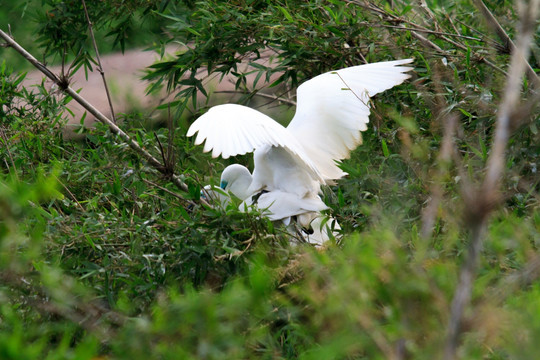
{"left": 0, "top": 28, "right": 209, "bottom": 207}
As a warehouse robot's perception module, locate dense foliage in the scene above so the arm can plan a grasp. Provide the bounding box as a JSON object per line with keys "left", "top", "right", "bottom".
{"left": 1, "top": 0, "right": 539, "bottom": 358}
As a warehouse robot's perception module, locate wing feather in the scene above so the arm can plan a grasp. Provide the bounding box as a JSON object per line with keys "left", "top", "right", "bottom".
{"left": 252, "top": 191, "right": 328, "bottom": 221}
{"left": 287, "top": 59, "right": 413, "bottom": 180}
{"left": 187, "top": 104, "right": 324, "bottom": 183}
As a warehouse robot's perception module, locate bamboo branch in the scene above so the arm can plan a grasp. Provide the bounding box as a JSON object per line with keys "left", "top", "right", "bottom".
{"left": 358, "top": 22, "right": 483, "bottom": 41}
{"left": 142, "top": 178, "right": 190, "bottom": 203}
{"left": 0, "top": 28, "right": 208, "bottom": 205}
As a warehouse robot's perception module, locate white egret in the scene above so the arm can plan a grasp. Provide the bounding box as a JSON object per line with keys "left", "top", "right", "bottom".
{"left": 190, "top": 59, "right": 413, "bottom": 245}
{"left": 201, "top": 171, "right": 338, "bottom": 246}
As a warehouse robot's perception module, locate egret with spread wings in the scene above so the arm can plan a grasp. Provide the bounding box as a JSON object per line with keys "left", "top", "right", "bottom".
{"left": 189, "top": 59, "right": 413, "bottom": 245}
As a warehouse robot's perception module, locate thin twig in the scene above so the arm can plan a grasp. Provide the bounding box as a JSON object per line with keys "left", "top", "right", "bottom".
{"left": 53, "top": 174, "right": 85, "bottom": 211}
{"left": 154, "top": 132, "right": 169, "bottom": 171}
{"left": 444, "top": 217, "right": 488, "bottom": 360}
{"left": 455, "top": 18, "right": 496, "bottom": 43}
{"left": 410, "top": 31, "right": 444, "bottom": 52}
{"left": 359, "top": 22, "right": 483, "bottom": 41}
{"left": 166, "top": 103, "right": 175, "bottom": 170}
{"left": 213, "top": 90, "right": 297, "bottom": 106}
{"left": 348, "top": 0, "right": 508, "bottom": 76}
{"left": 472, "top": 0, "right": 539, "bottom": 87}
{"left": 0, "top": 28, "right": 208, "bottom": 206}
{"left": 482, "top": 9, "right": 538, "bottom": 193}
{"left": 81, "top": 0, "right": 117, "bottom": 122}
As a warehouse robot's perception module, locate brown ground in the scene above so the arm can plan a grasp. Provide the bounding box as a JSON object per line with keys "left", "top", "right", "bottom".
{"left": 23, "top": 46, "right": 289, "bottom": 137}
{"left": 23, "top": 47, "right": 170, "bottom": 134}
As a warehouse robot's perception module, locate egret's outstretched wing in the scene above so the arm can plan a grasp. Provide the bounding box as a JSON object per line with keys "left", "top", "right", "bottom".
{"left": 187, "top": 103, "right": 324, "bottom": 184}
{"left": 187, "top": 104, "right": 290, "bottom": 159}
{"left": 287, "top": 59, "right": 413, "bottom": 180}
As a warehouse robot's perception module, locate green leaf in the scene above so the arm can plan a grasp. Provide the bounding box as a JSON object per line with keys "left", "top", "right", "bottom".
{"left": 278, "top": 6, "right": 294, "bottom": 22}
{"left": 381, "top": 138, "right": 390, "bottom": 158}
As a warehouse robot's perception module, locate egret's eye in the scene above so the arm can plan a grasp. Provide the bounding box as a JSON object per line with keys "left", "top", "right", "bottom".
{"left": 220, "top": 180, "right": 228, "bottom": 189}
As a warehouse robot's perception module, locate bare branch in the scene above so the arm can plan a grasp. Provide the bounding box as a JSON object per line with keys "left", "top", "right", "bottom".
{"left": 0, "top": 28, "right": 210, "bottom": 206}
{"left": 360, "top": 22, "right": 483, "bottom": 42}
{"left": 166, "top": 104, "right": 176, "bottom": 171}
{"left": 53, "top": 174, "right": 85, "bottom": 211}
{"left": 409, "top": 31, "right": 445, "bottom": 53}
{"left": 347, "top": 0, "right": 508, "bottom": 76}
{"left": 482, "top": 3, "right": 539, "bottom": 194}
{"left": 444, "top": 218, "right": 488, "bottom": 360}
{"left": 444, "top": 0, "right": 540, "bottom": 358}
{"left": 142, "top": 178, "right": 195, "bottom": 206}
{"left": 154, "top": 132, "right": 169, "bottom": 172}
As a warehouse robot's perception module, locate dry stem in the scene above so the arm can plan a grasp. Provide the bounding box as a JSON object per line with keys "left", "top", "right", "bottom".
{"left": 443, "top": 0, "right": 539, "bottom": 358}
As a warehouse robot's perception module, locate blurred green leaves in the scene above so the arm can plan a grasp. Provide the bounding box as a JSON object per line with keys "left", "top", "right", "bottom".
{"left": 1, "top": 0, "right": 540, "bottom": 358}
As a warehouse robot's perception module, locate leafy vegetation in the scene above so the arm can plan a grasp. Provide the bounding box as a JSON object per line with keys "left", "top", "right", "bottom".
{"left": 1, "top": 0, "right": 539, "bottom": 358}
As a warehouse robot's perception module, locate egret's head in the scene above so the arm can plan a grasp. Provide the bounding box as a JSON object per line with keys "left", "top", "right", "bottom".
{"left": 220, "top": 179, "right": 228, "bottom": 190}
{"left": 220, "top": 164, "right": 253, "bottom": 200}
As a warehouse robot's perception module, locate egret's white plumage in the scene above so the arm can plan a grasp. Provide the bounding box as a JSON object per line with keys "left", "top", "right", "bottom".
{"left": 190, "top": 59, "right": 413, "bottom": 245}
{"left": 205, "top": 163, "right": 337, "bottom": 246}
{"left": 213, "top": 164, "right": 327, "bottom": 223}
{"left": 219, "top": 164, "right": 253, "bottom": 200}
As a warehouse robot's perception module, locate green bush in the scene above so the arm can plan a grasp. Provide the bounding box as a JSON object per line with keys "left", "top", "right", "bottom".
{"left": 1, "top": 0, "right": 539, "bottom": 358}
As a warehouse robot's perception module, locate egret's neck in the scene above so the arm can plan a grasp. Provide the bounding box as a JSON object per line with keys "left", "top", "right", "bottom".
{"left": 229, "top": 173, "right": 253, "bottom": 200}
{"left": 221, "top": 164, "right": 255, "bottom": 200}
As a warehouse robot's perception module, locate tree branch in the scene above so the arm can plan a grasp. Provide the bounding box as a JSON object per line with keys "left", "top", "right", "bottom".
{"left": 0, "top": 28, "right": 209, "bottom": 206}
{"left": 443, "top": 0, "right": 540, "bottom": 358}
{"left": 213, "top": 90, "right": 297, "bottom": 106}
